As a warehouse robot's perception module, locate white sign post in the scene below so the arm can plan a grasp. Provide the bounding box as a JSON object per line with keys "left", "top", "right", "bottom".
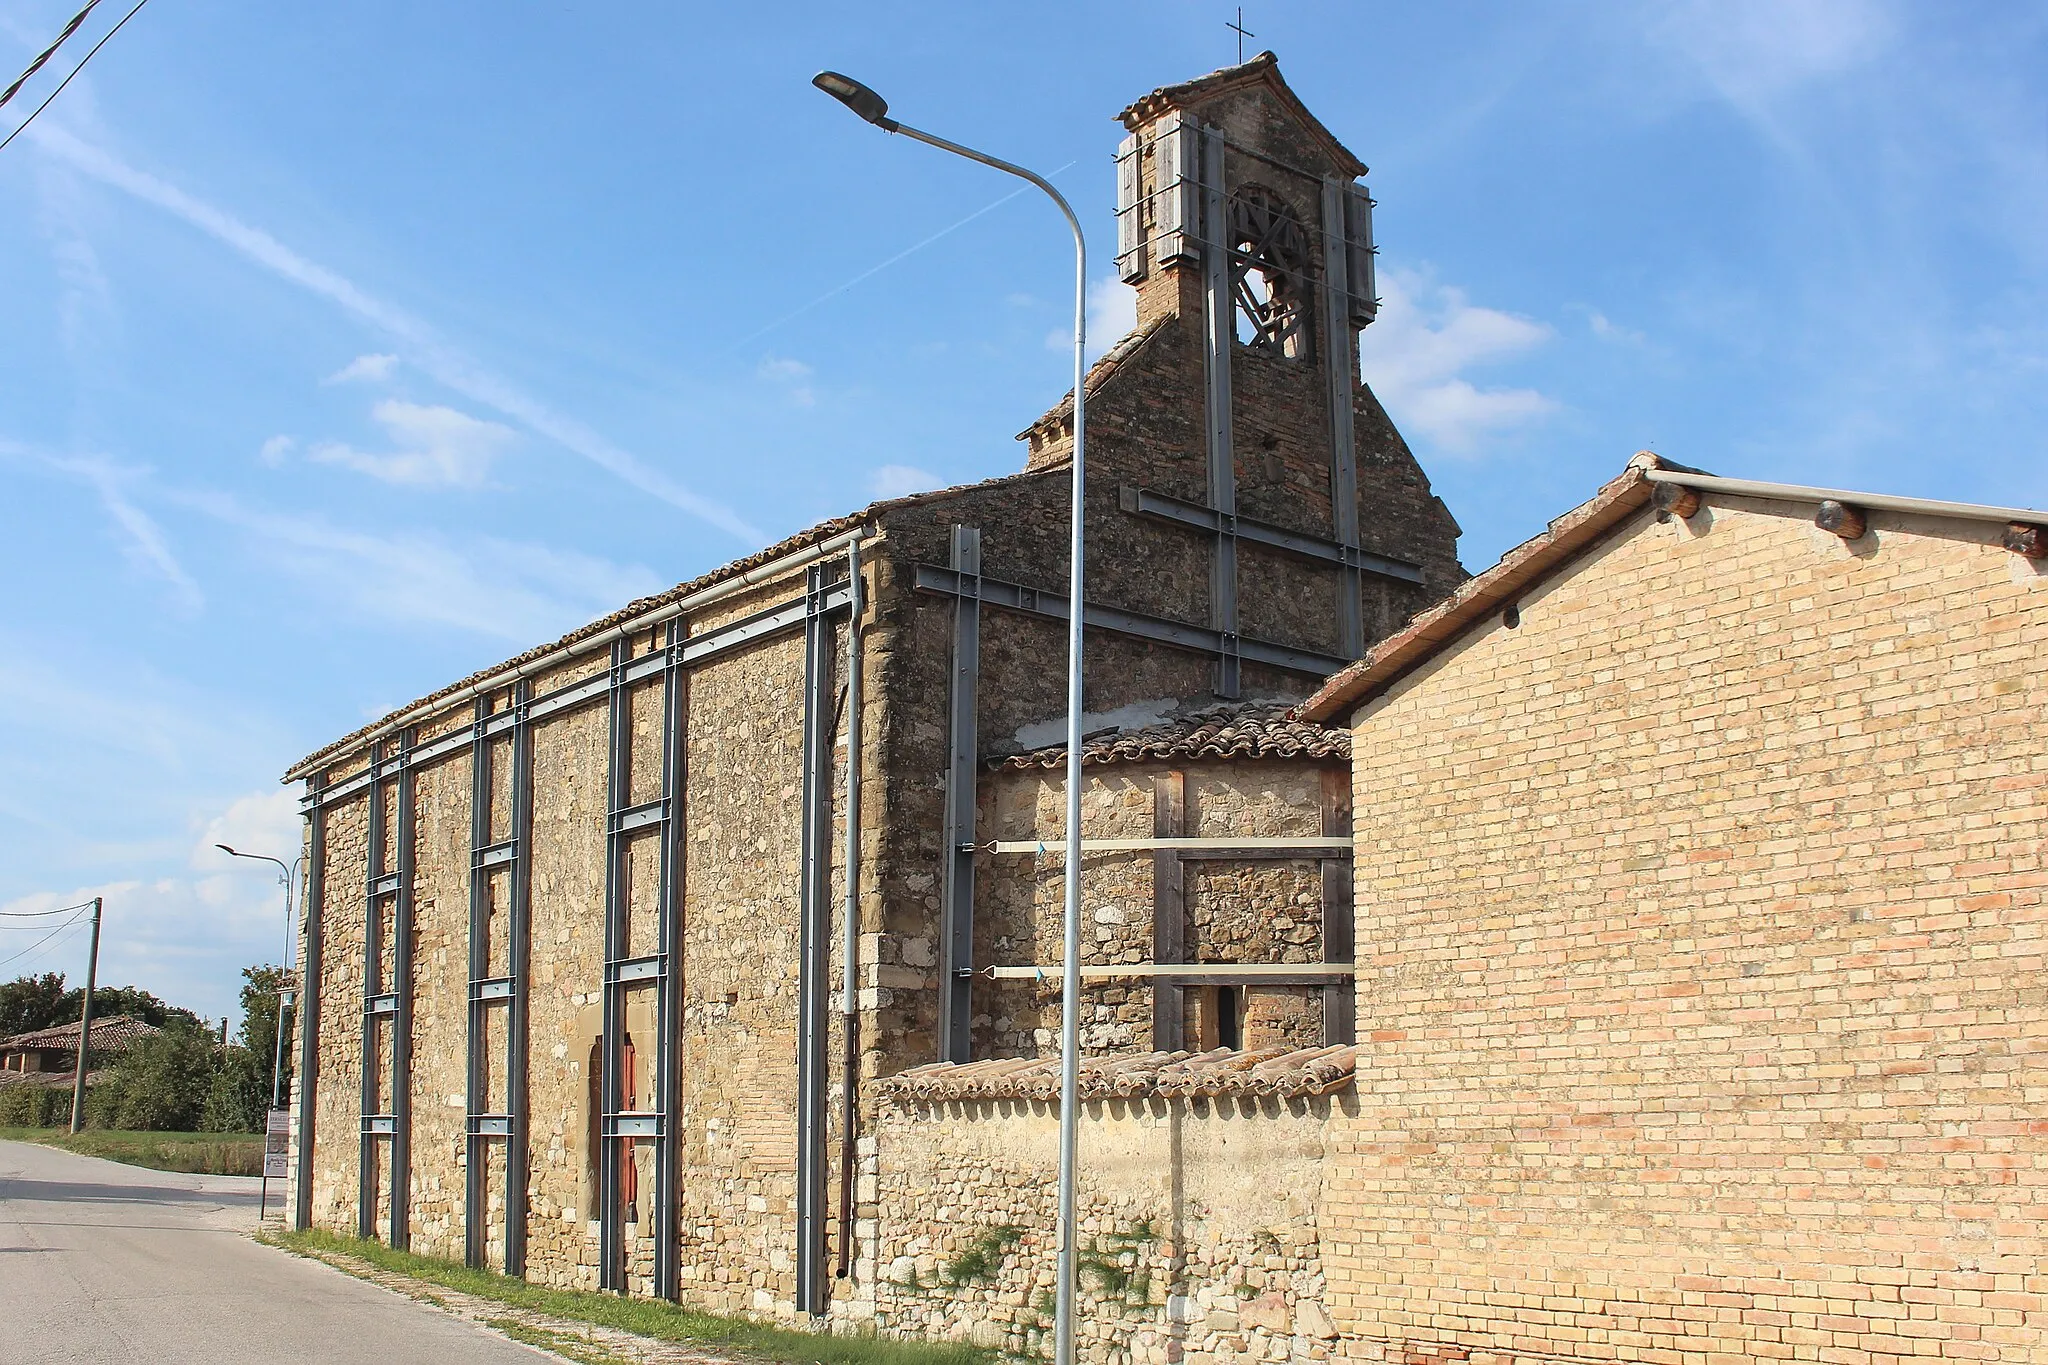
{"left": 261, "top": 1108, "right": 290, "bottom": 1220}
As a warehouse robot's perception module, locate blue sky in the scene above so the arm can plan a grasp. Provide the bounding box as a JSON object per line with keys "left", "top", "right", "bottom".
{"left": 2, "top": 1, "right": 2043, "bottom": 1022}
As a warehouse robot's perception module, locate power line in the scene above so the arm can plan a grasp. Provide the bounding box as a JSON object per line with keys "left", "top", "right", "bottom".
{"left": 0, "top": 0, "right": 103, "bottom": 111}
{"left": 0, "top": 0, "right": 153, "bottom": 156}
{"left": 0, "top": 898, "right": 101, "bottom": 918}
{"left": 0, "top": 909, "right": 89, "bottom": 971}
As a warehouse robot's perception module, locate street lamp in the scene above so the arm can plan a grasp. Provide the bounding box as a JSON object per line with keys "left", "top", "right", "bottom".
{"left": 216, "top": 844, "right": 302, "bottom": 1112}
{"left": 814, "top": 71, "right": 1091, "bottom": 1365}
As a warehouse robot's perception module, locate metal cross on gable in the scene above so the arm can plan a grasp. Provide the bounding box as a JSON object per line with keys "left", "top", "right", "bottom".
{"left": 1228, "top": 7, "right": 1254, "bottom": 63}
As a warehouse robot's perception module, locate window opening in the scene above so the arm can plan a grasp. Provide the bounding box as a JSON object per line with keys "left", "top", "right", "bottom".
{"left": 1217, "top": 985, "right": 1243, "bottom": 1051}
{"left": 1227, "top": 185, "right": 1313, "bottom": 360}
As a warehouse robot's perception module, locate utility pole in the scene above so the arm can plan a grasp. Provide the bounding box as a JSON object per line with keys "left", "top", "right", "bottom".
{"left": 68, "top": 896, "right": 103, "bottom": 1134}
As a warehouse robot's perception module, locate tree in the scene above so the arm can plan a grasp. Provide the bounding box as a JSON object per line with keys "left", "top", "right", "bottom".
{"left": 0, "top": 974, "right": 205, "bottom": 1039}
{"left": 200, "top": 964, "right": 295, "bottom": 1133}
{"left": 0, "top": 973, "right": 70, "bottom": 1037}
{"left": 86, "top": 1023, "right": 216, "bottom": 1131}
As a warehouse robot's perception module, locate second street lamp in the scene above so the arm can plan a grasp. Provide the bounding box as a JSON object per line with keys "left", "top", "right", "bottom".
{"left": 813, "top": 70, "right": 1091, "bottom": 1365}
{"left": 217, "top": 843, "right": 301, "bottom": 1112}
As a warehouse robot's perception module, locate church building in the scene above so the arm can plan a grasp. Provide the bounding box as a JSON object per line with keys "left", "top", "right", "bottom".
{"left": 285, "top": 51, "right": 1459, "bottom": 1348}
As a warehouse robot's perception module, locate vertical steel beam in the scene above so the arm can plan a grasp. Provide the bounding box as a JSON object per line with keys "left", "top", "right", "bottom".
{"left": 1319, "top": 769, "right": 1355, "bottom": 1046}
{"left": 653, "top": 623, "right": 686, "bottom": 1302}
{"left": 1320, "top": 177, "right": 1364, "bottom": 660}
{"left": 1199, "top": 127, "right": 1241, "bottom": 698}
{"left": 358, "top": 741, "right": 386, "bottom": 1241}
{"left": 464, "top": 698, "right": 492, "bottom": 1269}
{"left": 598, "top": 640, "right": 631, "bottom": 1292}
{"left": 389, "top": 729, "right": 416, "bottom": 1251}
{"left": 294, "top": 773, "right": 326, "bottom": 1232}
{"left": 1150, "top": 772, "right": 1188, "bottom": 1052}
{"left": 795, "top": 564, "right": 836, "bottom": 1316}
{"left": 937, "top": 526, "right": 982, "bottom": 1063}
{"left": 505, "top": 680, "right": 533, "bottom": 1278}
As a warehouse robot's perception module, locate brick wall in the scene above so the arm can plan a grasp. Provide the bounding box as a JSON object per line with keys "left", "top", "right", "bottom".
{"left": 1330, "top": 498, "right": 2048, "bottom": 1363}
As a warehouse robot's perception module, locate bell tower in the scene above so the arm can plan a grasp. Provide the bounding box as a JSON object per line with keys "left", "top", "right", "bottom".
{"left": 1019, "top": 54, "right": 1461, "bottom": 701}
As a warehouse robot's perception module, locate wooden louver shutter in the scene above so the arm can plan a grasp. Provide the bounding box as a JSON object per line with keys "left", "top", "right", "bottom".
{"left": 1116, "top": 132, "right": 1147, "bottom": 283}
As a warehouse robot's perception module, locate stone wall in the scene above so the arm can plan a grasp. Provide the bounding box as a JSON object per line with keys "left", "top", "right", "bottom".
{"left": 1331, "top": 499, "right": 2048, "bottom": 1364}
{"left": 863, "top": 1093, "right": 1350, "bottom": 1365}
{"left": 975, "top": 759, "right": 1344, "bottom": 1058}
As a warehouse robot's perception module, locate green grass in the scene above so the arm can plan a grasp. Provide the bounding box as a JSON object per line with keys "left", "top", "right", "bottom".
{"left": 0, "top": 1127, "right": 263, "bottom": 1176}
{"left": 271, "top": 1228, "right": 994, "bottom": 1365}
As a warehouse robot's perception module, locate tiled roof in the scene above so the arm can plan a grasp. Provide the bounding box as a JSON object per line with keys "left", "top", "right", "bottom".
{"left": 0, "top": 1066, "right": 111, "bottom": 1090}
{"left": 996, "top": 703, "right": 1348, "bottom": 770}
{"left": 0, "top": 1014, "right": 160, "bottom": 1054}
{"left": 1297, "top": 453, "right": 1672, "bottom": 723}
{"left": 880, "top": 1044, "right": 1357, "bottom": 1103}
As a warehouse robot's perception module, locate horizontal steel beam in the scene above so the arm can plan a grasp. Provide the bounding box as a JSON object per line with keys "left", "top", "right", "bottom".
{"left": 988, "top": 836, "right": 1351, "bottom": 855}
{"left": 912, "top": 565, "right": 1348, "bottom": 679}
{"left": 984, "top": 963, "right": 1356, "bottom": 981}
{"left": 363, "top": 1115, "right": 396, "bottom": 1134}
{"left": 1120, "top": 485, "right": 1424, "bottom": 584}
{"left": 303, "top": 580, "right": 854, "bottom": 812}
{"left": 473, "top": 840, "right": 517, "bottom": 869}
{"left": 607, "top": 954, "right": 664, "bottom": 985}
{"left": 603, "top": 1113, "right": 663, "bottom": 1138}
{"left": 472, "top": 977, "right": 514, "bottom": 1001}
{"left": 467, "top": 1115, "right": 512, "bottom": 1136}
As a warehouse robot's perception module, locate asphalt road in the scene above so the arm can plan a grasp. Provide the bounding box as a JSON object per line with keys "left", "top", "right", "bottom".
{"left": 0, "top": 1138, "right": 550, "bottom": 1364}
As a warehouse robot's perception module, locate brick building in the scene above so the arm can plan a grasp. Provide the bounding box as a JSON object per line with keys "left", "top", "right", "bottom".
{"left": 1297, "top": 454, "right": 2048, "bottom": 1363}
{"left": 285, "top": 51, "right": 1460, "bottom": 1331}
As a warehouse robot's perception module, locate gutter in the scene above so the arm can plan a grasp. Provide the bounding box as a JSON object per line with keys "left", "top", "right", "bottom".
{"left": 1644, "top": 468, "right": 2048, "bottom": 527}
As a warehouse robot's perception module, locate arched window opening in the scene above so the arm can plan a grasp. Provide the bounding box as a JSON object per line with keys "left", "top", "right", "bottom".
{"left": 1227, "top": 185, "right": 1313, "bottom": 360}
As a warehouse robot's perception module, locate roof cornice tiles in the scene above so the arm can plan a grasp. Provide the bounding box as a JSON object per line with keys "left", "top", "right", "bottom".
{"left": 996, "top": 702, "right": 1347, "bottom": 771}
{"left": 881, "top": 1044, "right": 1357, "bottom": 1104}
{"left": 0, "top": 1014, "right": 159, "bottom": 1053}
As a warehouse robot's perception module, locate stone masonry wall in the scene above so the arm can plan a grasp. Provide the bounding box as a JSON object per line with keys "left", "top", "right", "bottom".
{"left": 976, "top": 759, "right": 1343, "bottom": 1058}
{"left": 867, "top": 1094, "right": 1350, "bottom": 1365}
{"left": 1331, "top": 499, "right": 2048, "bottom": 1363}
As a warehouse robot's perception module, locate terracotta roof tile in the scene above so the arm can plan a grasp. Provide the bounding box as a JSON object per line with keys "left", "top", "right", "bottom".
{"left": 996, "top": 702, "right": 1348, "bottom": 770}
{"left": 880, "top": 1044, "right": 1357, "bottom": 1103}
{"left": 0, "top": 1014, "right": 160, "bottom": 1054}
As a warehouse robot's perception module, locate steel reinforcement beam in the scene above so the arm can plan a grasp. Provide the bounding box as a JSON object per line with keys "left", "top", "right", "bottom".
{"left": 794, "top": 562, "right": 838, "bottom": 1317}
{"left": 293, "top": 773, "right": 326, "bottom": 1232}
{"left": 910, "top": 565, "right": 1348, "bottom": 681}
{"left": 936, "top": 527, "right": 981, "bottom": 1065}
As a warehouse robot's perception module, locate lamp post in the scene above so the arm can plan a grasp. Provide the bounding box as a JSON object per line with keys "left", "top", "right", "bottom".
{"left": 813, "top": 71, "right": 1090, "bottom": 1365}
{"left": 216, "top": 844, "right": 302, "bottom": 1111}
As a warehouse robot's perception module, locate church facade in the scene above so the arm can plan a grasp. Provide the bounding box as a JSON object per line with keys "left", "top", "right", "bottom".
{"left": 285, "top": 53, "right": 1459, "bottom": 1346}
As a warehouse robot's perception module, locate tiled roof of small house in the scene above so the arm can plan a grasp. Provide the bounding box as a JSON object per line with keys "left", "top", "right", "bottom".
{"left": 0, "top": 1014, "right": 159, "bottom": 1054}
{"left": 995, "top": 703, "right": 1348, "bottom": 770}
{"left": 0, "top": 1066, "right": 112, "bottom": 1090}
{"left": 880, "top": 1044, "right": 1357, "bottom": 1103}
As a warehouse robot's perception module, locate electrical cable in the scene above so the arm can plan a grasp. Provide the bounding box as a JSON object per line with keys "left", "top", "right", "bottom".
{"left": 0, "top": 0, "right": 102, "bottom": 111}
{"left": 0, "top": 898, "right": 98, "bottom": 918}
{"left": 0, "top": 909, "right": 89, "bottom": 971}
{"left": 0, "top": 0, "right": 152, "bottom": 156}
{"left": 2, "top": 919, "right": 90, "bottom": 974}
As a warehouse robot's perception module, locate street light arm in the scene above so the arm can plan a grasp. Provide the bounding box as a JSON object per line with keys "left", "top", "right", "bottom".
{"left": 887, "top": 120, "right": 1087, "bottom": 257}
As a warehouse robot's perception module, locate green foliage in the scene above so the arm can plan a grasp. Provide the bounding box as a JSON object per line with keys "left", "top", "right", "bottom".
{"left": 272, "top": 1229, "right": 993, "bottom": 1365}
{"left": 0, "top": 1085, "right": 69, "bottom": 1127}
{"left": 234, "top": 964, "right": 294, "bottom": 1111}
{"left": 0, "top": 972, "right": 206, "bottom": 1041}
{"left": 86, "top": 1024, "right": 216, "bottom": 1132}
{"left": 942, "top": 1225, "right": 1022, "bottom": 1286}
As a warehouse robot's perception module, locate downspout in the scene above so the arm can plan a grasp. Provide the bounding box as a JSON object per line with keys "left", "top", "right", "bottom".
{"left": 835, "top": 536, "right": 865, "bottom": 1280}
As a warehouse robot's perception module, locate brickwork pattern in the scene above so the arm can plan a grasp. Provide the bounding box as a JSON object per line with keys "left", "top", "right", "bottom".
{"left": 1332, "top": 501, "right": 2048, "bottom": 1364}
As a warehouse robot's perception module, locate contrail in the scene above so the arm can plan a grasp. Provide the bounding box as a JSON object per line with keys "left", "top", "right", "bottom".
{"left": 32, "top": 123, "right": 765, "bottom": 545}
{"left": 735, "top": 160, "right": 1080, "bottom": 350}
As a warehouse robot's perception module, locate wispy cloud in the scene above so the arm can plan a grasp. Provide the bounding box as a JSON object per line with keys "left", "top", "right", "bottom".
{"left": 308, "top": 399, "right": 517, "bottom": 487}
{"left": 1356, "top": 271, "right": 1558, "bottom": 454}
{"left": 1045, "top": 273, "right": 1138, "bottom": 363}
{"left": 1648, "top": 0, "right": 1895, "bottom": 127}
{"left": 30, "top": 125, "right": 763, "bottom": 543}
{"left": 1, "top": 442, "right": 202, "bottom": 610}
{"left": 758, "top": 355, "right": 816, "bottom": 408}
{"left": 174, "top": 488, "right": 665, "bottom": 642}
{"left": 868, "top": 464, "right": 940, "bottom": 499}
{"left": 324, "top": 352, "right": 398, "bottom": 385}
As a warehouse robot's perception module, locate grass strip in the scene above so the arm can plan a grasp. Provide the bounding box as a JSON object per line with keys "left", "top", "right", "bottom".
{"left": 271, "top": 1227, "right": 992, "bottom": 1365}
{"left": 483, "top": 1317, "right": 633, "bottom": 1365}
{"left": 0, "top": 1127, "right": 262, "bottom": 1176}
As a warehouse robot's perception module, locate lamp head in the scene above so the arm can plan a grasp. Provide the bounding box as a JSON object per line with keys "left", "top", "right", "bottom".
{"left": 216, "top": 844, "right": 237, "bottom": 856}
{"left": 813, "top": 71, "right": 895, "bottom": 129}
